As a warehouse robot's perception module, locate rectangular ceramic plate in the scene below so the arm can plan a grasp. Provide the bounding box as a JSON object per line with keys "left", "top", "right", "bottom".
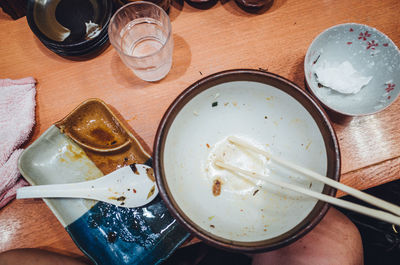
{"left": 18, "top": 99, "right": 189, "bottom": 265}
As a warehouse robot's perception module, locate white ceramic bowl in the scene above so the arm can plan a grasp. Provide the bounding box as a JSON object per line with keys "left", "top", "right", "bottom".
{"left": 154, "top": 70, "right": 340, "bottom": 252}
{"left": 305, "top": 23, "right": 400, "bottom": 116}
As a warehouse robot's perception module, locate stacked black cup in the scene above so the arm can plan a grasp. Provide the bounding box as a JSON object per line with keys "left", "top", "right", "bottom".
{"left": 26, "top": 0, "right": 113, "bottom": 58}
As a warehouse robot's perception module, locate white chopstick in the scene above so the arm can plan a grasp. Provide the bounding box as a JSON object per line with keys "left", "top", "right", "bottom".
{"left": 228, "top": 136, "right": 400, "bottom": 217}
{"left": 215, "top": 161, "right": 400, "bottom": 226}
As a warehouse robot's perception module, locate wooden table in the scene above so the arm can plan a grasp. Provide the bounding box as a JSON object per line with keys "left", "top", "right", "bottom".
{"left": 1, "top": 0, "right": 399, "bottom": 260}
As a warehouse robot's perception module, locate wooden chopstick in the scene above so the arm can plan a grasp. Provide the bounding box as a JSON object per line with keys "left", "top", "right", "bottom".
{"left": 215, "top": 161, "right": 400, "bottom": 226}
{"left": 228, "top": 136, "right": 400, "bottom": 217}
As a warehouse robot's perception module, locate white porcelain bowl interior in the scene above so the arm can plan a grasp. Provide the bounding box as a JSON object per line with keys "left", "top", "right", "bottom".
{"left": 155, "top": 70, "right": 340, "bottom": 252}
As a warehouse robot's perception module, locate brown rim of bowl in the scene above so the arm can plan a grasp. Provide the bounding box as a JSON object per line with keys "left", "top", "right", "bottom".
{"left": 153, "top": 69, "right": 341, "bottom": 253}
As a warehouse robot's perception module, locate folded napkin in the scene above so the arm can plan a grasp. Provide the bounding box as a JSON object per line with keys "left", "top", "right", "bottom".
{"left": 0, "top": 77, "right": 36, "bottom": 208}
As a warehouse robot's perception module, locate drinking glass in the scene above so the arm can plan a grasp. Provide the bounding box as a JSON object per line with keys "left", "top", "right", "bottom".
{"left": 108, "top": 1, "right": 173, "bottom": 82}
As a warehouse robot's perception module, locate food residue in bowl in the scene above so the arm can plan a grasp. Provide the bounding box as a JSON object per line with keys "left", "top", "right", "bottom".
{"left": 212, "top": 178, "right": 222, "bottom": 196}
{"left": 204, "top": 136, "right": 270, "bottom": 197}
{"left": 85, "top": 20, "right": 101, "bottom": 39}
{"left": 314, "top": 60, "right": 373, "bottom": 94}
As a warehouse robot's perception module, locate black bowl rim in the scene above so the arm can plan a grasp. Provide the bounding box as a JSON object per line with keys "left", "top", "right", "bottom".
{"left": 153, "top": 69, "right": 341, "bottom": 253}
{"left": 26, "top": 0, "right": 113, "bottom": 49}
{"left": 44, "top": 29, "right": 109, "bottom": 56}
{"left": 38, "top": 22, "right": 109, "bottom": 50}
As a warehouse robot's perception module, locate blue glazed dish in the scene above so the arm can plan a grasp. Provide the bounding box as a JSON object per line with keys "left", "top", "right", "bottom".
{"left": 67, "top": 198, "right": 190, "bottom": 265}
{"left": 18, "top": 99, "right": 190, "bottom": 265}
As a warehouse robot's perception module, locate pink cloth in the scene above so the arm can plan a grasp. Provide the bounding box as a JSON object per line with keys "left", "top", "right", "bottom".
{"left": 0, "top": 77, "right": 36, "bottom": 208}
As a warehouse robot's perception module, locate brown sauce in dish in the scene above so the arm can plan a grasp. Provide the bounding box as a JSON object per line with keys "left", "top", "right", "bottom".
{"left": 90, "top": 127, "right": 115, "bottom": 143}
{"left": 55, "top": 99, "right": 150, "bottom": 175}
{"left": 55, "top": 100, "right": 129, "bottom": 151}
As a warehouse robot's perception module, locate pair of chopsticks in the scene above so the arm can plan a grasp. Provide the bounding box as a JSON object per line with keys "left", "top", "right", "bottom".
{"left": 215, "top": 136, "right": 400, "bottom": 226}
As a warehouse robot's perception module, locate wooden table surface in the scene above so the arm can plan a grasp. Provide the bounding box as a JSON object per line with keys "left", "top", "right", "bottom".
{"left": 1, "top": 0, "right": 399, "bottom": 260}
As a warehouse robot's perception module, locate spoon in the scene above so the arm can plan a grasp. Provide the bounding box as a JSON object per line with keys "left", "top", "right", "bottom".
{"left": 17, "top": 164, "right": 158, "bottom": 208}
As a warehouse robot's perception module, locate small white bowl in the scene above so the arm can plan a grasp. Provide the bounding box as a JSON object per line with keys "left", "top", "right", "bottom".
{"left": 305, "top": 23, "right": 400, "bottom": 116}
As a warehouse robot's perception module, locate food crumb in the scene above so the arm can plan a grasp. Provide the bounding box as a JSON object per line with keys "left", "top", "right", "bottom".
{"left": 305, "top": 141, "right": 312, "bottom": 150}
{"left": 210, "top": 225, "right": 215, "bottom": 228}
{"left": 206, "top": 143, "right": 210, "bottom": 148}
{"left": 130, "top": 164, "right": 139, "bottom": 174}
{"left": 313, "top": 54, "right": 321, "bottom": 65}
{"left": 253, "top": 189, "right": 260, "bottom": 196}
{"left": 193, "top": 110, "right": 199, "bottom": 116}
{"left": 117, "top": 196, "right": 126, "bottom": 201}
{"left": 146, "top": 167, "right": 155, "bottom": 182}
{"left": 147, "top": 185, "right": 156, "bottom": 199}
{"left": 212, "top": 178, "right": 222, "bottom": 196}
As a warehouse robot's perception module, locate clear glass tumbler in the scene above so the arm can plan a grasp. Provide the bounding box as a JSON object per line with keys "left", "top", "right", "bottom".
{"left": 108, "top": 1, "right": 173, "bottom": 82}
